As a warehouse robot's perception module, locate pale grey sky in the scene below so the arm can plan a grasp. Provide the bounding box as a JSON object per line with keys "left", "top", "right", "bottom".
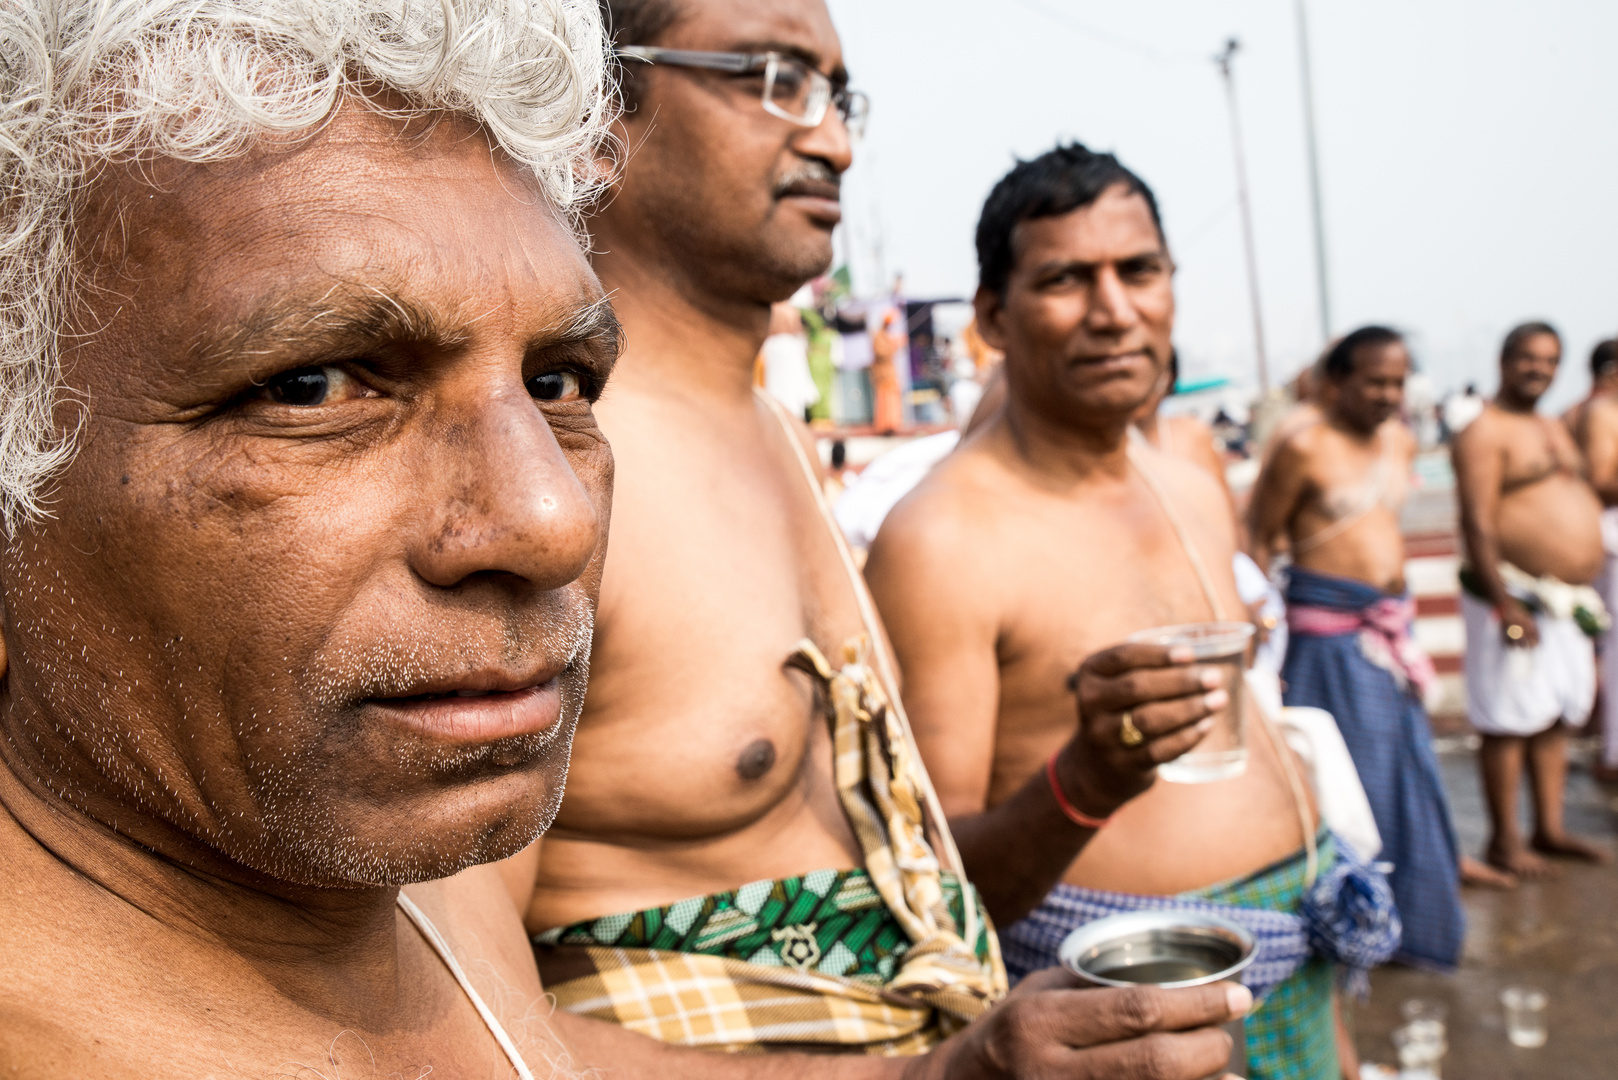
{"left": 825, "top": 0, "right": 1617, "bottom": 409}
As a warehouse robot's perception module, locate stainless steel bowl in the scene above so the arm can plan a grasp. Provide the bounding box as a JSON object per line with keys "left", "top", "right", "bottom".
{"left": 1058, "top": 910, "right": 1257, "bottom": 990}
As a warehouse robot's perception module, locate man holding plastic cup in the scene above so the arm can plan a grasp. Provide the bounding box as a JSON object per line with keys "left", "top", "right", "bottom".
{"left": 865, "top": 143, "right": 1400, "bottom": 1080}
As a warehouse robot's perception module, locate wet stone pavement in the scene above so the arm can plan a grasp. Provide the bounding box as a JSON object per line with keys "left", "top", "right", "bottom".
{"left": 1348, "top": 738, "right": 1618, "bottom": 1077}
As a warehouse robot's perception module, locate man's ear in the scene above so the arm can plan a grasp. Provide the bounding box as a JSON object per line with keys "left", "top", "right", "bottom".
{"left": 972, "top": 285, "right": 1008, "bottom": 352}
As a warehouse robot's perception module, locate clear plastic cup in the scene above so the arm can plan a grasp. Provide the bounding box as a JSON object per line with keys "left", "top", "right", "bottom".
{"left": 1125, "top": 621, "right": 1255, "bottom": 783}
{"left": 1500, "top": 986, "right": 1547, "bottom": 1048}
{"left": 1399, "top": 998, "right": 1448, "bottom": 1045}
{"left": 1391, "top": 1017, "right": 1447, "bottom": 1078}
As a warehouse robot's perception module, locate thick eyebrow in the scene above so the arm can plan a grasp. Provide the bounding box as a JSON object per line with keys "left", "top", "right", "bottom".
{"left": 538, "top": 293, "right": 623, "bottom": 363}
{"left": 1028, "top": 249, "right": 1171, "bottom": 278}
{"left": 197, "top": 284, "right": 468, "bottom": 369}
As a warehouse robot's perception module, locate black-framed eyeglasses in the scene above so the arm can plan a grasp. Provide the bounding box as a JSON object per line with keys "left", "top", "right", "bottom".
{"left": 616, "top": 46, "right": 869, "bottom": 137}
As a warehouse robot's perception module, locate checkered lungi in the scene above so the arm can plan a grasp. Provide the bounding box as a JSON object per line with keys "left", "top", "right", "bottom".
{"left": 999, "top": 831, "right": 1400, "bottom": 1080}
{"left": 532, "top": 636, "right": 1006, "bottom": 1053}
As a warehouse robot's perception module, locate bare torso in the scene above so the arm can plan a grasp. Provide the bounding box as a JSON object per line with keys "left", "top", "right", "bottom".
{"left": 1465, "top": 404, "right": 1602, "bottom": 584}
{"left": 0, "top": 788, "right": 548, "bottom": 1079}
{"left": 871, "top": 424, "right": 1311, "bottom": 897}
{"left": 525, "top": 373, "right": 865, "bottom": 931}
{"left": 1565, "top": 391, "right": 1618, "bottom": 509}
{"left": 1280, "top": 419, "right": 1413, "bottom": 594}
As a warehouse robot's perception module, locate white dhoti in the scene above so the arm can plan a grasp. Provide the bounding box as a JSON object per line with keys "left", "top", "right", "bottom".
{"left": 1596, "top": 508, "right": 1618, "bottom": 767}
{"left": 1462, "top": 589, "right": 1597, "bottom": 737}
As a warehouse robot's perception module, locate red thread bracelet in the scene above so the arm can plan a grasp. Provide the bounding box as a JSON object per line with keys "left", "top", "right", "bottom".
{"left": 1046, "top": 750, "right": 1112, "bottom": 829}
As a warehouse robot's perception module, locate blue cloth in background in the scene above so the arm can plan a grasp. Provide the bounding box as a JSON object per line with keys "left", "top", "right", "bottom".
{"left": 1282, "top": 565, "right": 1464, "bottom": 970}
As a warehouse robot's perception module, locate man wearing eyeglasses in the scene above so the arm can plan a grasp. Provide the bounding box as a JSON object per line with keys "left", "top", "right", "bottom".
{"left": 496, "top": 0, "right": 1249, "bottom": 1073}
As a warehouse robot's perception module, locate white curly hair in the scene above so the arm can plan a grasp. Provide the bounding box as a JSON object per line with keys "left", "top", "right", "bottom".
{"left": 0, "top": 0, "right": 615, "bottom": 533}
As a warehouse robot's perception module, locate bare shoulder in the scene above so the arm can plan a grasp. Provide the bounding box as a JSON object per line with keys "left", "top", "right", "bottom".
{"left": 1582, "top": 394, "right": 1618, "bottom": 439}
{"left": 1261, "top": 415, "right": 1323, "bottom": 476}
{"left": 1389, "top": 419, "right": 1419, "bottom": 460}
{"left": 1166, "top": 413, "right": 1216, "bottom": 446}
{"left": 1454, "top": 404, "right": 1513, "bottom": 452}
{"left": 1144, "top": 443, "right": 1238, "bottom": 540}
{"left": 871, "top": 436, "right": 1013, "bottom": 567}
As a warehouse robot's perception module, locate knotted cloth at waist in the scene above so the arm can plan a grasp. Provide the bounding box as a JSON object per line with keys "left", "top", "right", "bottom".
{"left": 533, "top": 636, "right": 1006, "bottom": 1053}
{"left": 999, "top": 830, "right": 1400, "bottom": 1000}
{"left": 1459, "top": 561, "right": 1611, "bottom": 638}
{"left": 1288, "top": 590, "right": 1435, "bottom": 698}
{"left": 534, "top": 867, "right": 996, "bottom": 1054}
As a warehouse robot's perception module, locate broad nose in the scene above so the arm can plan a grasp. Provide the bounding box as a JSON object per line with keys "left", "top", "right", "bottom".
{"left": 794, "top": 103, "right": 854, "bottom": 175}
{"left": 1085, "top": 266, "right": 1139, "bottom": 333}
{"left": 409, "top": 387, "right": 601, "bottom": 592}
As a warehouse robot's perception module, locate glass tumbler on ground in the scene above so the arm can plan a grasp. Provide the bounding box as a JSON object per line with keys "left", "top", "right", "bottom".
{"left": 1500, "top": 986, "right": 1548, "bottom": 1048}
{"left": 1126, "top": 621, "right": 1255, "bottom": 783}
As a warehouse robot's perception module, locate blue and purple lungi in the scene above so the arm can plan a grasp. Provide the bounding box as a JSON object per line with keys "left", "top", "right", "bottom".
{"left": 1281, "top": 565, "right": 1464, "bottom": 970}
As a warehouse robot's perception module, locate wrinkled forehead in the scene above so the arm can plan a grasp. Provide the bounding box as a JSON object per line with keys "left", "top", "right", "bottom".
{"left": 70, "top": 104, "right": 603, "bottom": 380}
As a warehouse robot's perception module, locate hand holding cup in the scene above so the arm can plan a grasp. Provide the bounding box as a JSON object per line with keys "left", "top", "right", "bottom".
{"left": 1059, "top": 640, "right": 1232, "bottom": 815}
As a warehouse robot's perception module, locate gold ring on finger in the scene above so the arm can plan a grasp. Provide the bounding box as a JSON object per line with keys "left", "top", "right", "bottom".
{"left": 1119, "top": 710, "right": 1144, "bottom": 748}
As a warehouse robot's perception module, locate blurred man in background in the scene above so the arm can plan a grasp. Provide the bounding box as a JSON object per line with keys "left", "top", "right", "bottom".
{"left": 1248, "top": 328, "right": 1501, "bottom": 986}
{"left": 1564, "top": 339, "right": 1618, "bottom": 782}
{"left": 866, "top": 144, "right": 1398, "bottom": 1080}
{"left": 1453, "top": 323, "right": 1612, "bottom": 878}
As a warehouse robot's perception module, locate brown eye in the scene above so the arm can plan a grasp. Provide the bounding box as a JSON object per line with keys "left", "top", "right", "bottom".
{"left": 263, "top": 366, "right": 367, "bottom": 406}
{"left": 527, "top": 370, "right": 583, "bottom": 402}
{"left": 267, "top": 368, "right": 330, "bottom": 406}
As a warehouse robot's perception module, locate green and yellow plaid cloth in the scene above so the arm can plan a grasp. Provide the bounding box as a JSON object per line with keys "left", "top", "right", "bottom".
{"left": 533, "top": 637, "right": 1007, "bottom": 1054}
{"left": 1188, "top": 832, "right": 1340, "bottom": 1080}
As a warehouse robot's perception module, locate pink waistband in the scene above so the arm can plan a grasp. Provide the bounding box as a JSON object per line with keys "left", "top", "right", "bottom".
{"left": 1289, "top": 597, "right": 1434, "bottom": 697}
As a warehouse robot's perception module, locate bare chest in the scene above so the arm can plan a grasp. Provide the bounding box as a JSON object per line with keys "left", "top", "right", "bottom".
{"left": 994, "top": 507, "right": 1232, "bottom": 721}
{"left": 551, "top": 409, "right": 867, "bottom": 863}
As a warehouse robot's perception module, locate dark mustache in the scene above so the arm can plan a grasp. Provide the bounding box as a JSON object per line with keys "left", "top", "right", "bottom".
{"left": 773, "top": 159, "right": 841, "bottom": 197}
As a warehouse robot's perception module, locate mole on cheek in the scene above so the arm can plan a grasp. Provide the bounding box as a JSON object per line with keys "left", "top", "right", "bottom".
{"left": 735, "top": 738, "right": 776, "bottom": 781}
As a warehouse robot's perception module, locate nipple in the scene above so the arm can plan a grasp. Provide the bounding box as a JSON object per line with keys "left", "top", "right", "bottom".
{"left": 735, "top": 738, "right": 777, "bottom": 781}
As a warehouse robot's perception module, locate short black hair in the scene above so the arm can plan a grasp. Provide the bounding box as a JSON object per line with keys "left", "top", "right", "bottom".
{"left": 1501, "top": 320, "right": 1559, "bottom": 362}
{"left": 975, "top": 142, "right": 1163, "bottom": 297}
{"left": 1593, "top": 339, "right": 1618, "bottom": 378}
{"left": 1322, "top": 325, "right": 1403, "bottom": 380}
{"left": 600, "top": 0, "right": 683, "bottom": 113}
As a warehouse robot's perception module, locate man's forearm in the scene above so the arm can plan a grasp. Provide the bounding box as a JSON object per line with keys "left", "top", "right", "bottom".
{"left": 1461, "top": 515, "right": 1512, "bottom": 609}
{"left": 947, "top": 743, "right": 1107, "bottom": 927}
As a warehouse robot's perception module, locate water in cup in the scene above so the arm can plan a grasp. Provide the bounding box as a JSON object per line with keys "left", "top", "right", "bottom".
{"left": 1500, "top": 986, "right": 1547, "bottom": 1048}
{"left": 1126, "top": 621, "right": 1255, "bottom": 783}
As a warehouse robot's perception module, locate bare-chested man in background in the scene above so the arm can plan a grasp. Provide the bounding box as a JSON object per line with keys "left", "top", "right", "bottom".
{"left": 1453, "top": 322, "right": 1613, "bottom": 877}
{"left": 1564, "top": 339, "right": 1618, "bottom": 781}
{"left": 1248, "top": 328, "right": 1498, "bottom": 982}
{"left": 497, "top": 0, "right": 1246, "bottom": 1068}
{"left": 866, "top": 143, "right": 1399, "bottom": 1080}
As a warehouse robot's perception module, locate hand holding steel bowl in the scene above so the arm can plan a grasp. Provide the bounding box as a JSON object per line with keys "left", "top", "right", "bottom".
{"left": 1060, "top": 911, "right": 1258, "bottom": 1078}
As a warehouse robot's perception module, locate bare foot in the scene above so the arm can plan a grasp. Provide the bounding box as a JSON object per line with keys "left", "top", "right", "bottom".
{"left": 1459, "top": 855, "right": 1517, "bottom": 890}
{"left": 1486, "top": 843, "right": 1560, "bottom": 881}
{"left": 1531, "top": 831, "right": 1614, "bottom": 863}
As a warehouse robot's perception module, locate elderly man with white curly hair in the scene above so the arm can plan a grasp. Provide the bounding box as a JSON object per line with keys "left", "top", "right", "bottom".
{"left": 0, "top": 2, "right": 1249, "bottom": 1077}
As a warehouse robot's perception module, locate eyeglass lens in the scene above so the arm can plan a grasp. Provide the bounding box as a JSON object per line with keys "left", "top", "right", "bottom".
{"left": 764, "top": 55, "right": 830, "bottom": 125}
{"left": 764, "top": 55, "right": 867, "bottom": 134}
